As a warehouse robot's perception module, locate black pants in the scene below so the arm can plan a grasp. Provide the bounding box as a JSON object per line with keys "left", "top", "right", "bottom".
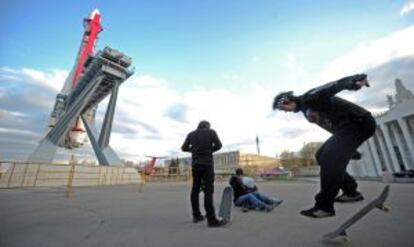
{"left": 314, "top": 115, "right": 376, "bottom": 212}
{"left": 191, "top": 164, "right": 216, "bottom": 222}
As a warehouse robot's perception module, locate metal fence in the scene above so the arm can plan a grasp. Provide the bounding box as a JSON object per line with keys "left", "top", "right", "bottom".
{"left": 0, "top": 161, "right": 142, "bottom": 191}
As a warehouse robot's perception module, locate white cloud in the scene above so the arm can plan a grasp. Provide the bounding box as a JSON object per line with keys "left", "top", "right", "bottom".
{"left": 308, "top": 25, "right": 414, "bottom": 116}
{"left": 105, "top": 73, "right": 330, "bottom": 160}
{"left": 284, "top": 53, "right": 307, "bottom": 86}
{"left": 0, "top": 109, "right": 30, "bottom": 118}
{"left": 0, "top": 67, "right": 67, "bottom": 92}
{"left": 0, "top": 127, "right": 40, "bottom": 137}
{"left": 222, "top": 73, "right": 242, "bottom": 80}
{"left": 252, "top": 56, "right": 261, "bottom": 63}
{"left": 1, "top": 26, "right": 414, "bottom": 162}
{"left": 317, "top": 25, "right": 414, "bottom": 83}
{"left": 21, "top": 68, "right": 67, "bottom": 92}
{"left": 400, "top": 0, "right": 414, "bottom": 16}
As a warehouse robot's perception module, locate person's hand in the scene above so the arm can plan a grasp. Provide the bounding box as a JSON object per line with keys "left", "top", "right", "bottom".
{"left": 355, "top": 78, "right": 370, "bottom": 88}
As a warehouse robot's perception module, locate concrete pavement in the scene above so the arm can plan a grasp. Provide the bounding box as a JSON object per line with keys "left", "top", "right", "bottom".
{"left": 1, "top": 180, "right": 413, "bottom": 247}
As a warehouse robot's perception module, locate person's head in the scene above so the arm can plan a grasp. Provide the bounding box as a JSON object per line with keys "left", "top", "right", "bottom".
{"left": 197, "top": 120, "right": 210, "bottom": 129}
{"left": 272, "top": 91, "right": 298, "bottom": 112}
{"left": 235, "top": 168, "right": 244, "bottom": 176}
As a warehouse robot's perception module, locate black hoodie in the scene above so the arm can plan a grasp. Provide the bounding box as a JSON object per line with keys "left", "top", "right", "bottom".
{"left": 295, "top": 74, "right": 372, "bottom": 133}
{"left": 181, "top": 121, "right": 222, "bottom": 166}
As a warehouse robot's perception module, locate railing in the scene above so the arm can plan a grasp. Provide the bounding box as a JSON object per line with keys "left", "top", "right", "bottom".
{"left": 141, "top": 165, "right": 294, "bottom": 184}
{"left": 0, "top": 161, "right": 142, "bottom": 197}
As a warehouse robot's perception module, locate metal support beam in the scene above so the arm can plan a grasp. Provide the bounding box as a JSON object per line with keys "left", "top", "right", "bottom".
{"left": 27, "top": 75, "right": 103, "bottom": 163}
{"left": 82, "top": 115, "right": 122, "bottom": 166}
{"left": 98, "top": 81, "right": 119, "bottom": 149}
{"left": 50, "top": 75, "right": 103, "bottom": 144}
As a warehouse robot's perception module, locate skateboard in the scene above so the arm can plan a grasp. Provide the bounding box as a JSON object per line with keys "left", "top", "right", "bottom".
{"left": 218, "top": 186, "right": 233, "bottom": 222}
{"left": 323, "top": 185, "right": 391, "bottom": 242}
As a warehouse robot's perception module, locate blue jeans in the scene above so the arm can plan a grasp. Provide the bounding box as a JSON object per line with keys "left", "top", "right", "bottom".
{"left": 235, "top": 192, "right": 278, "bottom": 209}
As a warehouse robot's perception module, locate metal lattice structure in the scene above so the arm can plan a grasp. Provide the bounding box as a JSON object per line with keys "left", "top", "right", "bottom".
{"left": 28, "top": 47, "right": 133, "bottom": 165}
{"left": 27, "top": 10, "right": 134, "bottom": 166}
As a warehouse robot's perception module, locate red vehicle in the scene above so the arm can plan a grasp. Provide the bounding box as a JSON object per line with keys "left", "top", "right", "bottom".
{"left": 257, "top": 167, "right": 291, "bottom": 178}
{"left": 139, "top": 156, "right": 167, "bottom": 176}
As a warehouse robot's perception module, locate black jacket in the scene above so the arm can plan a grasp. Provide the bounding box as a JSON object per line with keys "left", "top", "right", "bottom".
{"left": 296, "top": 74, "right": 372, "bottom": 133}
{"left": 229, "top": 175, "right": 257, "bottom": 202}
{"left": 181, "top": 127, "right": 222, "bottom": 166}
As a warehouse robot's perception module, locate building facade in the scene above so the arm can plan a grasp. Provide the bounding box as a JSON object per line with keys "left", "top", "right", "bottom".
{"left": 348, "top": 79, "right": 414, "bottom": 177}
{"left": 166, "top": 151, "right": 280, "bottom": 175}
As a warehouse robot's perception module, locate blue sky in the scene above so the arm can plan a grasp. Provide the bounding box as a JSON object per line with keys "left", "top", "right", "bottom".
{"left": 1, "top": 0, "right": 413, "bottom": 90}
{"left": 1, "top": 0, "right": 414, "bottom": 161}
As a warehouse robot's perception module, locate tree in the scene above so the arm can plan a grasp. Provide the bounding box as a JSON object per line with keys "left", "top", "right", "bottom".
{"left": 168, "top": 158, "right": 180, "bottom": 175}
{"left": 280, "top": 150, "right": 295, "bottom": 160}
{"left": 299, "top": 142, "right": 323, "bottom": 166}
{"left": 279, "top": 150, "right": 296, "bottom": 168}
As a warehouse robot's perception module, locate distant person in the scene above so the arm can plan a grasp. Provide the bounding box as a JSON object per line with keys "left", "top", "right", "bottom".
{"left": 229, "top": 168, "right": 283, "bottom": 212}
{"left": 181, "top": 120, "right": 226, "bottom": 227}
{"left": 272, "top": 74, "right": 376, "bottom": 218}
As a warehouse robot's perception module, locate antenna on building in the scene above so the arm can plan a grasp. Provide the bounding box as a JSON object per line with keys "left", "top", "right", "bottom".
{"left": 256, "top": 135, "right": 260, "bottom": 155}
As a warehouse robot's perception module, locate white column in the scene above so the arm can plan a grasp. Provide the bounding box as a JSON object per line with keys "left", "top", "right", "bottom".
{"left": 380, "top": 124, "right": 401, "bottom": 172}
{"left": 366, "top": 138, "right": 382, "bottom": 176}
{"left": 398, "top": 118, "right": 414, "bottom": 169}
{"left": 391, "top": 124, "right": 410, "bottom": 170}
{"left": 360, "top": 143, "right": 374, "bottom": 176}
{"left": 376, "top": 126, "right": 396, "bottom": 172}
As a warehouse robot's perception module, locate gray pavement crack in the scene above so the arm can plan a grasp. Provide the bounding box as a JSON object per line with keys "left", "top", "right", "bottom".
{"left": 64, "top": 204, "right": 107, "bottom": 243}
{"left": 81, "top": 219, "right": 106, "bottom": 242}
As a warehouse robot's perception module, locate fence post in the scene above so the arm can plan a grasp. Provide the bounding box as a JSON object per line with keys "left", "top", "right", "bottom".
{"left": 175, "top": 167, "right": 179, "bottom": 182}
{"left": 122, "top": 168, "right": 125, "bottom": 184}
{"left": 103, "top": 167, "right": 107, "bottom": 185}
{"left": 138, "top": 171, "right": 145, "bottom": 192}
{"left": 66, "top": 164, "right": 75, "bottom": 198}
{"left": 33, "top": 164, "right": 41, "bottom": 187}
{"left": 21, "top": 164, "right": 29, "bottom": 187}
{"left": 7, "top": 163, "right": 16, "bottom": 188}
{"left": 98, "top": 166, "right": 102, "bottom": 186}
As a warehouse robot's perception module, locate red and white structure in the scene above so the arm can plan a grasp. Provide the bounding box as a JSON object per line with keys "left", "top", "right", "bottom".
{"left": 29, "top": 9, "right": 134, "bottom": 166}
{"left": 48, "top": 9, "right": 103, "bottom": 149}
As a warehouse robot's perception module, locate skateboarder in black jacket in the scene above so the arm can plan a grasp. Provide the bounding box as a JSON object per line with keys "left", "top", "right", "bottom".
{"left": 272, "top": 74, "right": 376, "bottom": 218}
{"left": 181, "top": 120, "right": 226, "bottom": 227}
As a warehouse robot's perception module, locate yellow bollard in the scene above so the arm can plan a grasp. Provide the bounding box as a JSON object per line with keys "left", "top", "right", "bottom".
{"left": 66, "top": 164, "right": 75, "bottom": 198}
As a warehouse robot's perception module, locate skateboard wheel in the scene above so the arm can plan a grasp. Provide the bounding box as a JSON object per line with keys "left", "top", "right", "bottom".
{"left": 336, "top": 232, "right": 350, "bottom": 242}
{"left": 376, "top": 204, "right": 391, "bottom": 212}
{"left": 326, "top": 234, "right": 350, "bottom": 243}
{"left": 382, "top": 205, "right": 391, "bottom": 212}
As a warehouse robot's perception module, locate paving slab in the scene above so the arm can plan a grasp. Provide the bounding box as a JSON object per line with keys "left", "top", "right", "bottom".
{"left": 0, "top": 180, "right": 413, "bottom": 247}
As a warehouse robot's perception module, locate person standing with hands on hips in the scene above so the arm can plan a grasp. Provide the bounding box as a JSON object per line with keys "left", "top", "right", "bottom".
{"left": 181, "top": 120, "right": 227, "bottom": 227}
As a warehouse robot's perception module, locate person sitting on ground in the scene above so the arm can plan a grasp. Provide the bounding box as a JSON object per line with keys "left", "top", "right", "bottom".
{"left": 229, "top": 168, "right": 283, "bottom": 212}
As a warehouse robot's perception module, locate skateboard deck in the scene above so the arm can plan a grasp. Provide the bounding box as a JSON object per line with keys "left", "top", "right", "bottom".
{"left": 323, "top": 185, "right": 390, "bottom": 242}
{"left": 218, "top": 186, "right": 233, "bottom": 222}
